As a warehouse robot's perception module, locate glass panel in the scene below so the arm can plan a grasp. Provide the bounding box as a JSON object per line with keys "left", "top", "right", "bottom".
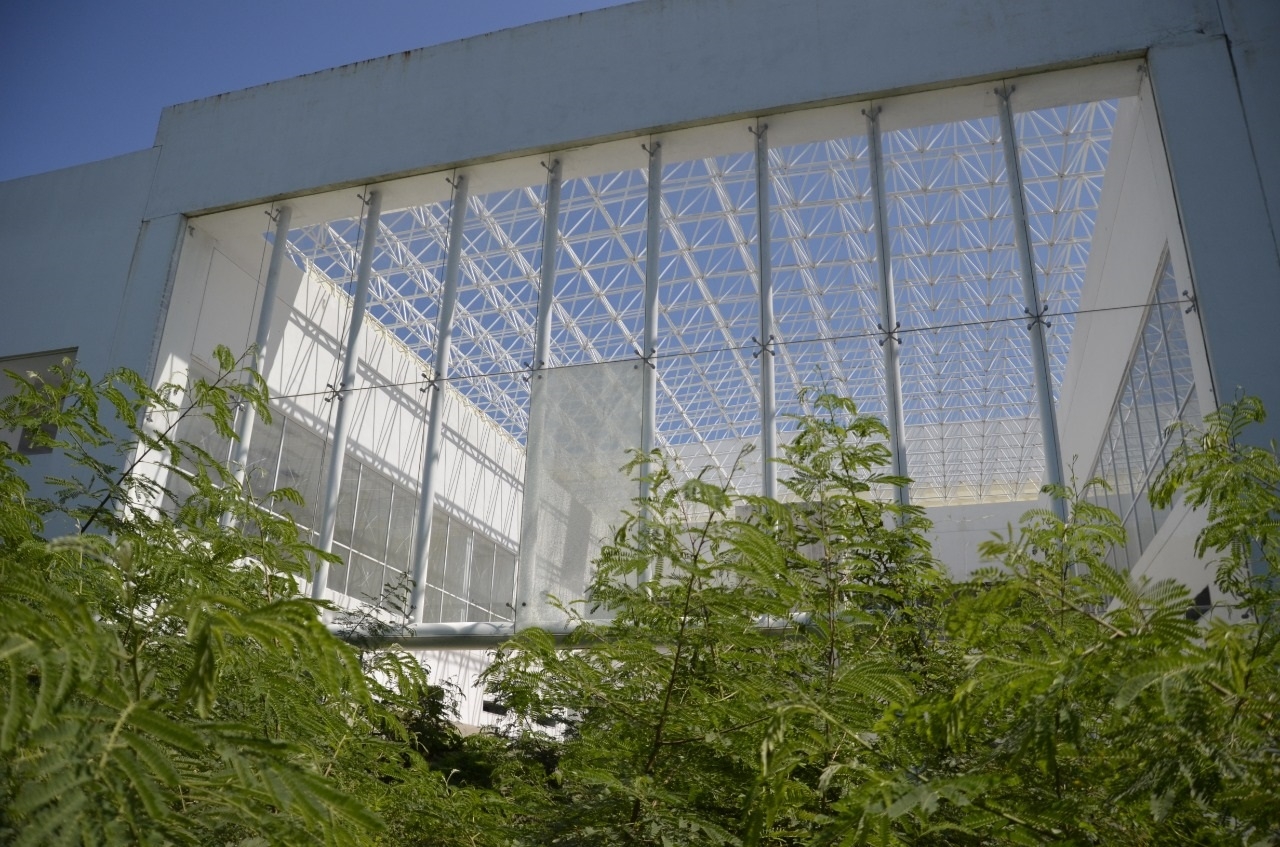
{"left": 386, "top": 484, "right": 417, "bottom": 575}
{"left": 1129, "top": 341, "right": 1162, "bottom": 473}
{"left": 768, "top": 135, "right": 885, "bottom": 433}
{"left": 348, "top": 553, "right": 385, "bottom": 604}
{"left": 442, "top": 515, "right": 471, "bottom": 622}
{"left": 1145, "top": 305, "right": 1179, "bottom": 452}
{"left": 424, "top": 509, "right": 449, "bottom": 622}
{"left": 1122, "top": 510, "right": 1142, "bottom": 571}
{"left": 1014, "top": 100, "right": 1117, "bottom": 397}
{"left": 280, "top": 97, "right": 1124, "bottom": 516}
{"left": 326, "top": 544, "right": 350, "bottom": 594}
{"left": 1133, "top": 492, "right": 1157, "bottom": 551}
{"left": 1101, "top": 439, "right": 1121, "bottom": 519}
{"left": 519, "top": 359, "right": 644, "bottom": 626}
{"left": 352, "top": 468, "right": 393, "bottom": 564}
{"left": 658, "top": 151, "right": 760, "bottom": 490}
{"left": 469, "top": 534, "right": 498, "bottom": 622}
{"left": 1110, "top": 413, "right": 1135, "bottom": 525}
{"left": 553, "top": 166, "right": 648, "bottom": 365}
{"left": 288, "top": 200, "right": 453, "bottom": 374}
{"left": 884, "top": 116, "right": 1041, "bottom": 504}
{"left": 448, "top": 183, "right": 547, "bottom": 442}
{"left": 1155, "top": 261, "right": 1197, "bottom": 417}
{"left": 658, "top": 347, "right": 761, "bottom": 491}
{"left": 276, "top": 419, "right": 327, "bottom": 531}
{"left": 244, "top": 411, "right": 283, "bottom": 499}
{"left": 493, "top": 548, "right": 517, "bottom": 623}
{"left": 334, "top": 460, "right": 360, "bottom": 549}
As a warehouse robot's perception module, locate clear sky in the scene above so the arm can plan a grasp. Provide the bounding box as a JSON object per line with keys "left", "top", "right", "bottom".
{"left": 0, "top": 0, "right": 632, "bottom": 182}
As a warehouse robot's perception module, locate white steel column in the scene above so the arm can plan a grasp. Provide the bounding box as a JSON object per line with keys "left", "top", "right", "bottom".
{"left": 533, "top": 159, "right": 562, "bottom": 371}
{"left": 514, "top": 160, "right": 562, "bottom": 624}
{"left": 408, "top": 175, "right": 469, "bottom": 623}
{"left": 997, "top": 87, "right": 1067, "bottom": 521}
{"left": 223, "top": 204, "right": 292, "bottom": 526}
{"left": 753, "top": 123, "right": 779, "bottom": 499}
{"left": 863, "top": 109, "right": 911, "bottom": 506}
{"left": 641, "top": 143, "right": 662, "bottom": 504}
{"left": 312, "top": 190, "right": 383, "bottom": 601}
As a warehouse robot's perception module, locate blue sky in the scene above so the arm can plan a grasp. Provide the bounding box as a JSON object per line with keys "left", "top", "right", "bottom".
{"left": 0, "top": 0, "right": 631, "bottom": 182}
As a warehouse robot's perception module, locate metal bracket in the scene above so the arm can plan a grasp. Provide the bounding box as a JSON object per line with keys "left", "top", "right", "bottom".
{"left": 541, "top": 158, "right": 560, "bottom": 174}
{"left": 419, "top": 372, "right": 434, "bottom": 394}
{"left": 356, "top": 191, "right": 372, "bottom": 206}
{"left": 861, "top": 105, "right": 882, "bottom": 121}
{"left": 748, "top": 122, "right": 769, "bottom": 139}
{"left": 641, "top": 141, "right": 662, "bottom": 157}
{"left": 1182, "top": 289, "right": 1198, "bottom": 314}
{"left": 633, "top": 345, "right": 657, "bottom": 370}
{"left": 265, "top": 208, "right": 283, "bottom": 223}
{"left": 877, "top": 321, "right": 902, "bottom": 347}
{"left": 751, "top": 334, "right": 777, "bottom": 358}
{"left": 1024, "top": 306, "right": 1052, "bottom": 330}
{"left": 322, "top": 382, "right": 344, "bottom": 403}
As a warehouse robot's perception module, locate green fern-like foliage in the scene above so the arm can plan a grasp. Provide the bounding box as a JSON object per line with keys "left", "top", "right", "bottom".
{"left": 6, "top": 350, "right": 1276, "bottom": 846}
{"left": 816, "top": 407, "right": 1280, "bottom": 845}
{"left": 481, "top": 394, "right": 949, "bottom": 846}
{"left": 0, "top": 348, "right": 483, "bottom": 845}
{"left": 483, "top": 394, "right": 1280, "bottom": 846}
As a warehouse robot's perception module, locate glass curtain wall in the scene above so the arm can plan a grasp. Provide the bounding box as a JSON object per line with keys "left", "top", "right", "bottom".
{"left": 169, "top": 402, "right": 517, "bottom": 622}
{"left": 768, "top": 133, "right": 885, "bottom": 437}
{"left": 1087, "top": 257, "right": 1199, "bottom": 571}
{"left": 254, "top": 84, "right": 1127, "bottom": 623}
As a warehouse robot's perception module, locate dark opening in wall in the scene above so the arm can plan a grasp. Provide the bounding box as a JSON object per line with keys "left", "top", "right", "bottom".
{"left": 1186, "top": 585, "right": 1212, "bottom": 621}
{"left": 0, "top": 347, "right": 77, "bottom": 455}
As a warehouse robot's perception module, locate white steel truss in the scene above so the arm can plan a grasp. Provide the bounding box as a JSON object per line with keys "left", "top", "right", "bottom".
{"left": 284, "top": 98, "right": 1117, "bottom": 506}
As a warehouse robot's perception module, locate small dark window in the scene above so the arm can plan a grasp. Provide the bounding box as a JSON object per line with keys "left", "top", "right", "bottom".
{"left": 0, "top": 348, "right": 77, "bottom": 456}
{"left": 1186, "top": 585, "right": 1212, "bottom": 621}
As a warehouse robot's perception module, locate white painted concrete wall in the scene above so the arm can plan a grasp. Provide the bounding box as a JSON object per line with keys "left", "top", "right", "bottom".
{"left": 0, "top": 150, "right": 176, "bottom": 516}
{"left": 924, "top": 500, "right": 1032, "bottom": 580}
{"left": 142, "top": 0, "right": 1220, "bottom": 218}
{"left": 1055, "top": 83, "right": 1217, "bottom": 588}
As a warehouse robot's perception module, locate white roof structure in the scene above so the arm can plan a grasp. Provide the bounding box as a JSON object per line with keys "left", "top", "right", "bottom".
{"left": 284, "top": 98, "right": 1116, "bottom": 504}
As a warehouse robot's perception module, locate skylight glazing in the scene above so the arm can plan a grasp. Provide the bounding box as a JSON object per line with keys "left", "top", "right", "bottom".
{"left": 883, "top": 116, "right": 1040, "bottom": 502}
{"left": 656, "top": 151, "right": 762, "bottom": 487}
{"left": 768, "top": 135, "right": 885, "bottom": 430}
{"left": 551, "top": 167, "right": 648, "bottom": 365}
{"left": 448, "top": 183, "right": 546, "bottom": 440}
{"left": 282, "top": 91, "right": 1119, "bottom": 509}
{"left": 1015, "top": 99, "right": 1118, "bottom": 397}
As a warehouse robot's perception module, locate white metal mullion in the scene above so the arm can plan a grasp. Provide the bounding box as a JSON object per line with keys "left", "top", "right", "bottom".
{"left": 999, "top": 86, "right": 1066, "bottom": 521}
{"left": 313, "top": 190, "right": 383, "bottom": 603}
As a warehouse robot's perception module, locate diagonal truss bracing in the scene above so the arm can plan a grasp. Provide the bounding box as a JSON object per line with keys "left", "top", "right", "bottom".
{"left": 284, "top": 97, "right": 1116, "bottom": 507}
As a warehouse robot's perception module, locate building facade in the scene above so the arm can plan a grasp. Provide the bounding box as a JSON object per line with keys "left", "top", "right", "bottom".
{"left": 2, "top": 0, "right": 1277, "bottom": 723}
